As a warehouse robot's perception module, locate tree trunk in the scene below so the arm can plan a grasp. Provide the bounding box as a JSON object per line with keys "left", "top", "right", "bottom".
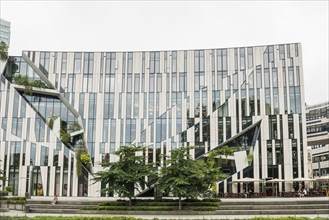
{"left": 178, "top": 196, "right": 181, "bottom": 210}
{"left": 129, "top": 198, "right": 132, "bottom": 206}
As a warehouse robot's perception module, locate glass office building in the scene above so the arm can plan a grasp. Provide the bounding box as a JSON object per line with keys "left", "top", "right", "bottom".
{"left": 0, "top": 43, "right": 308, "bottom": 197}
{"left": 0, "top": 18, "right": 11, "bottom": 46}
{"left": 306, "top": 102, "right": 329, "bottom": 179}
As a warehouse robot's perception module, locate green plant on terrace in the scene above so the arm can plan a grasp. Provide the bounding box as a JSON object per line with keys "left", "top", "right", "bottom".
{"left": 48, "top": 116, "right": 59, "bottom": 130}
{"left": 80, "top": 152, "right": 91, "bottom": 166}
{"left": 60, "top": 130, "right": 71, "bottom": 144}
{"left": 68, "top": 122, "right": 82, "bottom": 132}
{"left": 29, "top": 79, "right": 47, "bottom": 89}
{"left": 75, "top": 147, "right": 84, "bottom": 177}
{"left": 13, "top": 75, "right": 48, "bottom": 95}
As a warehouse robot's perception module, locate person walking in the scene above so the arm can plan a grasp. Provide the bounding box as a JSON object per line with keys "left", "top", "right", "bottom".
{"left": 52, "top": 194, "right": 58, "bottom": 205}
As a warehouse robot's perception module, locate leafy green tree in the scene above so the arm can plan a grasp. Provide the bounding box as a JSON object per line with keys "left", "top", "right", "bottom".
{"left": 203, "top": 148, "right": 228, "bottom": 193}
{"left": 158, "top": 146, "right": 223, "bottom": 210}
{"left": 93, "top": 145, "right": 157, "bottom": 206}
{"left": 0, "top": 41, "right": 8, "bottom": 60}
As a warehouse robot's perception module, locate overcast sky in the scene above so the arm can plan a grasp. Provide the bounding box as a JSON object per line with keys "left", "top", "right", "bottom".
{"left": 0, "top": 1, "right": 328, "bottom": 105}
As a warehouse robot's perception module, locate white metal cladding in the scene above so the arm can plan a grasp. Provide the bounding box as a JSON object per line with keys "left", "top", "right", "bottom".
{"left": 0, "top": 43, "right": 308, "bottom": 196}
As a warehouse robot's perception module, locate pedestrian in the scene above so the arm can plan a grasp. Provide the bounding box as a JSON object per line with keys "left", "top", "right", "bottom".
{"left": 52, "top": 194, "right": 58, "bottom": 205}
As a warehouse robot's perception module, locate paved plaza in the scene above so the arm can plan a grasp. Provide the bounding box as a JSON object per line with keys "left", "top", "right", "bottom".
{"left": 1, "top": 197, "right": 329, "bottom": 219}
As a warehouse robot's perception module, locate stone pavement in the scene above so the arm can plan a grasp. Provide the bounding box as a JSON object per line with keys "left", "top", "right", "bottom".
{"left": 1, "top": 196, "right": 329, "bottom": 219}
{"left": 2, "top": 210, "right": 329, "bottom": 219}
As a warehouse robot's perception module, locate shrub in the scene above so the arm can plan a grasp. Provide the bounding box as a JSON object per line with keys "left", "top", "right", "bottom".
{"left": 192, "top": 206, "right": 218, "bottom": 211}
{"left": 29, "top": 80, "right": 47, "bottom": 89}
{"left": 48, "top": 118, "right": 54, "bottom": 130}
{"left": 9, "top": 196, "right": 26, "bottom": 201}
{"left": 68, "top": 122, "right": 82, "bottom": 132}
{"left": 61, "top": 131, "right": 71, "bottom": 144}
{"left": 80, "top": 152, "right": 91, "bottom": 166}
{"left": 84, "top": 206, "right": 174, "bottom": 211}
{"left": 13, "top": 75, "right": 29, "bottom": 86}
{"left": 5, "top": 186, "right": 13, "bottom": 192}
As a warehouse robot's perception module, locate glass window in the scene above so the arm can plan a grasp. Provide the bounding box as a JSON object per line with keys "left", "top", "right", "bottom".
{"left": 67, "top": 74, "right": 75, "bottom": 92}
{"left": 295, "top": 87, "right": 301, "bottom": 113}
{"left": 41, "top": 146, "right": 49, "bottom": 166}
{"left": 126, "top": 93, "right": 132, "bottom": 118}
{"left": 79, "top": 93, "right": 85, "bottom": 118}
{"left": 149, "top": 93, "right": 154, "bottom": 119}
{"left": 289, "top": 87, "right": 296, "bottom": 113}
{"left": 296, "top": 66, "right": 300, "bottom": 86}
{"left": 288, "top": 67, "right": 294, "bottom": 86}
{"left": 105, "top": 52, "right": 116, "bottom": 74}
{"left": 240, "top": 48, "right": 245, "bottom": 70}
{"left": 172, "top": 51, "right": 177, "bottom": 73}
{"left": 234, "top": 48, "right": 238, "bottom": 70}
{"left": 265, "top": 88, "right": 271, "bottom": 115}
{"left": 35, "top": 116, "right": 45, "bottom": 142}
{"left": 287, "top": 44, "right": 291, "bottom": 58}
{"left": 264, "top": 69, "right": 270, "bottom": 88}
{"left": 155, "top": 52, "right": 160, "bottom": 73}
{"left": 248, "top": 71, "right": 254, "bottom": 89}
{"left": 256, "top": 66, "right": 262, "bottom": 88}
{"left": 102, "top": 120, "right": 108, "bottom": 142}
{"left": 103, "top": 93, "right": 109, "bottom": 119}
{"left": 233, "top": 73, "right": 238, "bottom": 90}
{"left": 195, "top": 92, "right": 200, "bottom": 117}
{"left": 273, "top": 88, "right": 279, "bottom": 114}
{"left": 179, "top": 73, "right": 186, "bottom": 92}
{"left": 39, "top": 52, "right": 50, "bottom": 76}
{"left": 150, "top": 75, "right": 155, "bottom": 92}
{"left": 295, "top": 43, "right": 299, "bottom": 57}
{"left": 134, "top": 93, "right": 139, "bottom": 118}
{"left": 13, "top": 91, "right": 19, "bottom": 117}
{"left": 127, "top": 74, "right": 132, "bottom": 92}
{"left": 122, "top": 53, "right": 126, "bottom": 74}
{"left": 172, "top": 73, "right": 177, "bottom": 91}
{"left": 134, "top": 74, "right": 140, "bottom": 92}
{"left": 272, "top": 68, "right": 278, "bottom": 87}
{"left": 279, "top": 45, "right": 285, "bottom": 60}
{"left": 100, "top": 143, "right": 105, "bottom": 154}
{"left": 83, "top": 52, "right": 94, "bottom": 74}
{"left": 157, "top": 74, "right": 162, "bottom": 92}
{"left": 269, "top": 46, "right": 274, "bottom": 62}
{"left": 127, "top": 52, "right": 133, "bottom": 74}
{"left": 110, "top": 119, "right": 116, "bottom": 142}
{"left": 30, "top": 143, "right": 36, "bottom": 165}
{"left": 282, "top": 67, "right": 286, "bottom": 87}
{"left": 142, "top": 52, "right": 145, "bottom": 73}
{"left": 61, "top": 52, "right": 67, "bottom": 73}
{"left": 88, "top": 93, "right": 96, "bottom": 119}
{"left": 60, "top": 73, "right": 66, "bottom": 90}
{"left": 74, "top": 52, "right": 82, "bottom": 74}
{"left": 194, "top": 74, "right": 199, "bottom": 90}
{"left": 247, "top": 47, "right": 253, "bottom": 68}
{"left": 109, "top": 93, "right": 114, "bottom": 118}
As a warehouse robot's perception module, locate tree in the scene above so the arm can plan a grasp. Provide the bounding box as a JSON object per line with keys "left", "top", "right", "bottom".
{"left": 203, "top": 148, "right": 229, "bottom": 194}
{"left": 158, "top": 146, "right": 223, "bottom": 210}
{"left": 93, "top": 145, "right": 157, "bottom": 206}
{"left": 0, "top": 41, "right": 8, "bottom": 60}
